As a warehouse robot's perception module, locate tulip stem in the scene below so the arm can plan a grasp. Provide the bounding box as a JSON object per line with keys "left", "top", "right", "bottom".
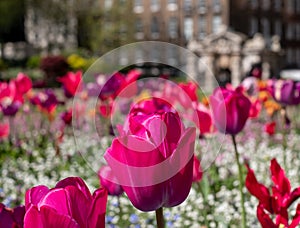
{"left": 155, "top": 207, "right": 165, "bottom": 228}
{"left": 231, "top": 134, "right": 246, "bottom": 228}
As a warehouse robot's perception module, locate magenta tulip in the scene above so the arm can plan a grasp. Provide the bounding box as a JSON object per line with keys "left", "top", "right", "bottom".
{"left": 104, "top": 111, "right": 196, "bottom": 211}
{"left": 209, "top": 87, "right": 251, "bottom": 135}
{"left": 98, "top": 166, "right": 124, "bottom": 196}
{"left": 24, "top": 177, "right": 108, "bottom": 228}
{"left": 0, "top": 203, "right": 25, "bottom": 228}
{"left": 268, "top": 79, "right": 300, "bottom": 106}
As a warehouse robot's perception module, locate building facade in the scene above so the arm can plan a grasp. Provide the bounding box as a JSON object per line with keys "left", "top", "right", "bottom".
{"left": 109, "top": 0, "right": 298, "bottom": 66}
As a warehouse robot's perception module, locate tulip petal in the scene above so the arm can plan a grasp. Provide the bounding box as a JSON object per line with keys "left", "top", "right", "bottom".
{"left": 55, "top": 177, "right": 92, "bottom": 201}
{"left": 24, "top": 205, "right": 79, "bottom": 228}
{"left": 12, "top": 205, "right": 25, "bottom": 227}
{"left": 245, "top": 165, "right": 271, "bottom": 212}
{"left": 114, "top": 128, "right": 195, "bottom": 211}
{"left": 64, "top": 186, "right": 90, "bottom": 227}
{"left": 38, "top": 189, "right": 70, "bottom": 216}
{"left": 257, "top": 204, "right": 276, "bottom": 228}
{"left": 270, "top": 159, "right": 291, "bottom": 196}
{"left": 25, "top": 185, "right": 50, "bottom": 210}
{"left": 87, "top": 188, "right": 108, "bottom": 228}
{"left": 290, "top": 204, "right": 300, "bottom": 228}
{"left": 0, "top": 203, "right": 14, "bottom": 228}
{"left": 286, "top": 187, "right": 300, "bottom": 208}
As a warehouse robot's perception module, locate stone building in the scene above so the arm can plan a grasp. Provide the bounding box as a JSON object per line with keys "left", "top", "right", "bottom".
{"left": 187, "top": 28, "right": 283, "bottom": 92}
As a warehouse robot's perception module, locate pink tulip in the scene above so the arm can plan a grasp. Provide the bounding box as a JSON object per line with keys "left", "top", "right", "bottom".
{"left": 58, "top": 71, "right": 82, "bottom": 98}
{"left": 209, "top": 87, "right": 251, "bottom": 135}
{"left": 98, "top": 166, "right": 124, "bottom": 196}
{"left": 24, "top": 177, "right": 108, "bottom": 228}
{"left": 0, "top": 203, "right": 25, "bottom": 228}
{"left": 0, "top": 122, "right": 9, "bottom": 139}
{"left": 104, "top": 111, "right": 196, "bottom": 211}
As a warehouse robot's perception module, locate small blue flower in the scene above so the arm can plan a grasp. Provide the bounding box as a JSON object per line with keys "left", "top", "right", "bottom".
{"left": 106, "top": 215, "right": 114, "bottom": 223}
{"left": 167, "top": 221, "right": 174, "bottom": 227}
{"left": 129, "top": 214, "right": 139, "bottom": 224}
{"left": 174, "top": 214, "right": 180, "bottom": 221}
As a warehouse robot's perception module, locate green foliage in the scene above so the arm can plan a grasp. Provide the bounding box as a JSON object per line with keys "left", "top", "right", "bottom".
{"left": 26, "top": 55, "right": 41, "bottom": 69}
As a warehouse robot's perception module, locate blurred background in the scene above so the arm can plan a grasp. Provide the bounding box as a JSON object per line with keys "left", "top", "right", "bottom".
{"left": 0, "top": 0, "right": 299, "bottom": 88}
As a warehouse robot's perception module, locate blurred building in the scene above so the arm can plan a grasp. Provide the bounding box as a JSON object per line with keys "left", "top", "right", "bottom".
{"left": 110, "top": 0, "right": 298, "bottom": 66}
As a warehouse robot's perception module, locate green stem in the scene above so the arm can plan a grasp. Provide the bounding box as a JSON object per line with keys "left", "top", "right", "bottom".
{"left": 197, "top": 182, "right": 209, "bottom": 228}
{"left": 231, "top": 134, "right": 246, "bottom": 228}
{"left": 155, "top": 207, "right": 165, "bottom": 228}
{"left": 281, "top": 107, "right": 288, "bottom": 170}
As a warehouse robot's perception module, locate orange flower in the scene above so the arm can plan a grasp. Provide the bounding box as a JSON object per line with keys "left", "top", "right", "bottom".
{"left": 264, "top": 100, "right": 281, "bottom": 116}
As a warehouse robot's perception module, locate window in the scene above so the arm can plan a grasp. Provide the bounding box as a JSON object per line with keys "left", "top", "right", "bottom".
{"left": 262, "top": 0, "right": 270, "bottom": 10}
{"left": 104, "top": 0, "right": 113, "bottom": 9}
{"left": 184, "top": 17, "right": 193, "bottom": 40}
{"left": 249, "top": 17, "right": 258, "bottom": 35}
{"left": 287, "top": 0, "right": 294, "bottom": 13}
{"left": 250, "top": 0, "right": 258, "bottom": 9}
{"left": 134, "top": 0, "right": 143, "bottom": 13}
{"left": 151, "top": 17, "right": 160, "bottom": 38}
{"left": 134, "top": 0, "right": 142, "bottom": 7}
{"left": 167, "top": 48, "right": 177, "bottom": 65}
{"left": 151, "top": 0, "right": 160, "bottom": 12}
{"left": 261, "top": 18, "right": 270, "bottom": 37}
{"left": 168, "top": 17, "right": 178, "bottom": 39}
{"left": 274, "top": 20, "right": 282, "bottom": 36}
{"left": 167, "top": 0, "right": 178, "bottom": 11}
{"left": 213, "top": 0, "right": 221, "bottom": 12}
{"left": 296, "top": 49, "right": 300, "bottom": 64}
{"left": 135, "top": 18, "right": 143, "bottom": 33}
{"left": 198, "top": 0, "right": 206, "bottom": 13}
{"left": 296, "top": 0, "right": 300, "bottom": 13}
{"left": 286, "top": 23, "right": 294, "bottom": 40}
{"left": 212, "top": 15, "right": 222, "bottom": 33}
{"left": 274, "top": 0, "right": 281, "bottom": 12}
{"left": 296, "top": 23, "right": 300, "bottom": 39}
{"left": 198, "top": 16, "right": 206, "bottom": 39}
{"left": 286, "top": 48, "right": 294, "bottom": 63}
{"left": 184, "top": 0, "right": 193, "bottom": 12}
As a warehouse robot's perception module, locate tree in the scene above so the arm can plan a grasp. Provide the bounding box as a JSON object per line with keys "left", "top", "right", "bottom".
{"left": 0, "top": 0, "right": 25, "bottom": 59}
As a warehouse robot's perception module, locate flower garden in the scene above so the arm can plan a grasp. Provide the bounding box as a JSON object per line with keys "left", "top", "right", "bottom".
{"left": 0, "top": 59, "right": 300, "bottom": 228}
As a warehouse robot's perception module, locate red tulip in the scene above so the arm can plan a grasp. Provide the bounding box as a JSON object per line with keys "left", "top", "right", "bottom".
{"left": 58, "top": 71, "right": 82, "bottom": 98}
{"left": 61, "top": 109, "right": 72, "bottom": 125}
{"left": 194, "top": 103, "right": 214, "bottom": 136}
{"left": 264, "top": 122, "right": 276, "bottom": 136}
{"left": 209, "top": 87, "right": 251, "bottom": 135}
{"left": 15, "top": 73, "right": 32, "bottom": 95}
{"left": 246, "top": 159, "right": 300, "bottom": 227}
{"left": 249, "top": 99, "right": 261, "bottom": 119}
{"left": 0, "top": 122, "right": 9, "bottom": 139}
{"left": 178, "top": 81, "right": 198, "bottom": 102}
{"left": 24, "top": 177, "right": 108, "bottom": 228}
{"left": 0, "top": 203, "right": 25, "bottom": 228}
{"left": 193, "top": 156, "right": 203, "bottom": 182}
{"left": 99, "top": 70, "right": 141, "bottom": 100}
{"left": 104, "top": 111, "right": 196, "bottom": 211}
{"left": 98, "top": 166, "right": 124, "bottom": 196}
